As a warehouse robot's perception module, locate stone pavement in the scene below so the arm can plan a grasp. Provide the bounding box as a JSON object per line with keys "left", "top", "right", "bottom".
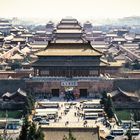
{"left": 38, "top": 101, "right": 111, "bottom": 137}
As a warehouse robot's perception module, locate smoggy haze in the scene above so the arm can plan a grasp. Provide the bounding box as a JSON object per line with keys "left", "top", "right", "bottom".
{"left": 0, "top": 0, "right": 140, "bottom": 19}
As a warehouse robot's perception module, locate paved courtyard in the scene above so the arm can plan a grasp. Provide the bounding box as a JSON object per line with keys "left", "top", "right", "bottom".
{"left": 35, "top": 99, "right": 111, "bottom": 138}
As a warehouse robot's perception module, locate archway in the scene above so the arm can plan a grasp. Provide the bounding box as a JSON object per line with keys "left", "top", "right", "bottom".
{"left": 80, "top": 89, "right": 88, "bottom": 97}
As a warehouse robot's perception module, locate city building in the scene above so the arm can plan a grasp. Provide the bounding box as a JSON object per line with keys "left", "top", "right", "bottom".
{"left": 110, "top": 88, "right": 139, "bottom": 103}
{"left": 27, "top": 18, "right": 114, "bottom": 98}
{"left": 0, "top": 19, "right": 12, "bottom": 36}
{"left": 2, "top": 88, "right": 27, "bottom": 102}
{"left": 32, "top": 18, "right": 108, "bottom": 77}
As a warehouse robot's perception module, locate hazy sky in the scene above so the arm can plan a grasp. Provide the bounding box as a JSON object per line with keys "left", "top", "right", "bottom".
{"left": 0, "top": 0, "right": 140, "bottom": 19}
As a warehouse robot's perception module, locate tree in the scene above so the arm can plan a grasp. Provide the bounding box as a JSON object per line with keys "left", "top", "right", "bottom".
{"left": 107, "top": 107, "right": 114, "bottom": 119}
{"left": 0, "top": 136, "right": 3, "bottom": 140}
{"left": 126, "top": 129, "right": 132, "bottom": 140}
{"left": 63, "top": 130, "right": 76, "bottom": 140}
{"left": 10, "top": 61, "right": 22, "bottom": 70}
{"left": 19, "top": 90, "right": 44, "bottom": 140}
{"left": 28, "top": 92, "right": 35, "bottom": 110}
{"left": 19, "top": 116, "right": 30, "bottom": 140}
{"left": 106, "top": 96, "right": 115, "bottom": 118}
{"left": 100, "top": 91, "right": 108, "bottom": 105}
{"left": 19, "top": 118, "right": 44, "bottom": 140}
{"left": 23, "top": 92, "right": 35, "bottom": 116}
{"left": 107, "top": 96, "right": 114, "bottom": 108}
{"left": 28, "top": 123, "right": 36, "bottom": 140}
{"left": 28, "top": 123, "right": 44, "bottom": 140}
{"left": 101, "top": 91, "right": 115, "bottom": 119}
{"left": 132, "top": 59, "right": 140, "bottom": 70}
{"left": 133, "top": 110, "right": 140, "bottom": 122}
{"left": 23, "top": 97, "right": 32, "bottom": 116}
{"left": 35, "top": 126, "right": 44, "bottom": 140}
{"left": 102, "top": 91, "right": 108, "bottom": 99}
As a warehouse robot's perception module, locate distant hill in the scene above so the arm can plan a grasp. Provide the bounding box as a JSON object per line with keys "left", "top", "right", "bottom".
{"left": 117, "top": 16, "right": 140, "bottom": 26}
{"left": 1, "top": 16, "right": 140, "bottom": 26}
{"left": 92, "top": 16, "right": 140, "bottom": 26}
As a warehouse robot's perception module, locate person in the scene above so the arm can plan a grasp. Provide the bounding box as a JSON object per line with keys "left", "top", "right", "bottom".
{"left": 77, "top": 111, "right": 79, "bottom": 117}
{"left": 78, "top": 117, "right": 79, "bottom": 122}
{"left": 67, "top": 121, "right": 69, "bottom": 125}
{"left": 84, "top": 121, "right": 87, "bottom": 127}
{"left": 65, "top": 121, "right": 69, "bottom": 126}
